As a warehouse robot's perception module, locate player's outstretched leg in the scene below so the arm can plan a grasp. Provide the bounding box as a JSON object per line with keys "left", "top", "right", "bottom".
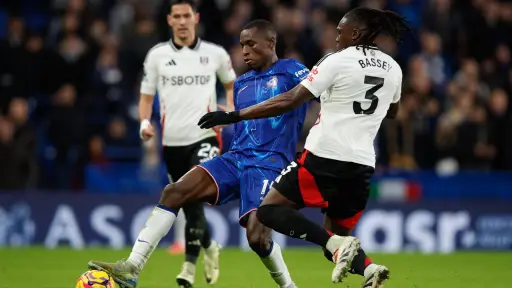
{"left": 244, "top": 211, "right": 297, "bottom": 288}
{"left": 88, "top": 168, "right": 218, "bottom": 288}
{"left": 256, "top": 188, "right": 360, "bottom": 284}
{"left": 322, "top": 216, "right": 389, "bottom": 288}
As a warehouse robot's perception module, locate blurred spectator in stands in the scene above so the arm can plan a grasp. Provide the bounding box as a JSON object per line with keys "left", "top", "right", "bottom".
{"left": 381, "top": 91, "right": 418, "bottom": 170}
{"left": 0, "top": 98, "right": 38, "bottom": 190}
{"left": 508, "top": 68, "right": 512, "bottom": 100}
{"left": 103, "top": 116, "right": 140, "bottom": 162}
{"left": 456, "top": 102, "right": 495, "bottom": 169}
{"left": 309, "top": 5, "right": 327, "bottom": 44}
{"left": 488, "top": 89, "right": 512, "bottom": 170}
{"left": 465, "top": 0, "right": 501, "bottom": 61}
{"left": 47, "top": 10, "right": 81, "bottom": 48}
{"left": 86, "top": 18, "right": 108, "bottom": 59}
{"left": 122, "top": 17, "right": 158, "bottom": 65}
{"left": 16, "top": 32, "right": 61, "bottom": 97}
{"left": 419, "top": 31, "right": 447, "bottom": 89}
{"left": 3, "top": 17, "right": 24, "bottom": 48}
{"left": 222, "top": 2, "right": 248, "bottom": 49}
{"left": 452, "top": 59, "right": 490, "bottom": 102}
{"left": 229, "top": 45, "right": 246, "bottom": 76}
{"left": 88, "top": 135, "right": 108, "bottom": 166}
{"left": 437, "top": 90, "right": 473, "bottom": 158}
{"left": 90, "top": 37, "right": 125, "bottom": 118}
{"left": 422, "top": 0, "right": 461, "bottom": 57}
{"left": 495, "top": 43, "right": 511, "bottom": 84}
{"left": 319, "top": 22, "right": 338, "bottom": 55}
{"left": 109, "top": 0, "right": 135, "bottom": 39}
{"left": 7, "top": 97, "right": 38, "bottom": 188}
{"left": 47, "top": 84, "right": 85, "bottom": 189}
{"left": 379, "top": 54, "right": 440, "bottom": 169}
{"left": 56, "top": 33, "right": 88, "bottom": 91}
{"left": 104, "top": 116, "right": 131, "bottom": 147}
{"left": 0, "top": 117, "right": 17, "bottom": 190}
{"left": 0, "top": 17, "right": 25, "bottom": 104}
{"left": 437, "top": 90, "right": 495, "bottom": 170}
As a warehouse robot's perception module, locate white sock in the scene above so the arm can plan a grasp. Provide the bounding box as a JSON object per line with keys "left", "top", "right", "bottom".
{"left": 326, "top": 235, "right": 344, "bottom": 254}
{"left": 260, "top": 242, "right": 293, "bottom": 287}
{"left": 128, "top": 206, "right": 177, "bottom": 271}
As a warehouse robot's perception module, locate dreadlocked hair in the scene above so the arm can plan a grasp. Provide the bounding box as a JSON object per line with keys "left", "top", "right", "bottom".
{"left": 348, "top": 7, "right": 411, "bottom": 53}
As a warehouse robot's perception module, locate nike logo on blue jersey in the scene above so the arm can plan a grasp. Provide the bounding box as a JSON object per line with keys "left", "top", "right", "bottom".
{"left": 239, "top": 85, "right": 249, "bottom": 93}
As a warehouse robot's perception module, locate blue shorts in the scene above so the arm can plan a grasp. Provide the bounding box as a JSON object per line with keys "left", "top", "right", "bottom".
{"left": 198, "top": 152, "right": 278, "bottom": 227}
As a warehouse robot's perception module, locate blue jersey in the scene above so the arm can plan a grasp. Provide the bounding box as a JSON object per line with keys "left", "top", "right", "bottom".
{"left": 229, "top": 59, "right": 310, "bottom": 172}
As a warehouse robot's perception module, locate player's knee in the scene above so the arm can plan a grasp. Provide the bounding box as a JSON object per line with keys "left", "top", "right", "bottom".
{"left": 160, "top": 183, "right": 188, "bottom": 209}
{"left": 245, "top": 212, "right": 271, "bottom": 256}
{"left": 246, "top": 226, "right": 271, "bottom": 257}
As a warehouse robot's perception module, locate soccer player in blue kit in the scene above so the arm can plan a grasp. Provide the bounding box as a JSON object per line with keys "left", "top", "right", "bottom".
{"left": 88, "top": 20, "right": 308, "bottom": 288}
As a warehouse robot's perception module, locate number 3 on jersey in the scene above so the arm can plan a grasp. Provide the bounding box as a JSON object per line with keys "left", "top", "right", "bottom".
{"left": 353, "top": 75, "right": 384, "bottom": 115}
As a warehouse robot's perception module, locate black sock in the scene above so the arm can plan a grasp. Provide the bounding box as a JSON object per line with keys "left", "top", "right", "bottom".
{"left": 184, "top": 221, "right": 202, "bottom": 264}
{"left": 183, "top": 204, "right": 207, "bottom": 264}
{"left": 257, "top": 204, "right": 331, "bottom": 248}
{"left": 350, "top": 248, "right": 372, "bottom": 276}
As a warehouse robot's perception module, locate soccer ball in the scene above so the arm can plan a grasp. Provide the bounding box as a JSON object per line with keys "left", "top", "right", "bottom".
{"left": 75, "top": 270, "right": 118, "bottom": 288}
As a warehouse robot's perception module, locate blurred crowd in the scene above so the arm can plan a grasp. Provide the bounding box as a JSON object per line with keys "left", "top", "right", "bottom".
{"left": 1, "top": 0, "right": 512, "bottom": 190}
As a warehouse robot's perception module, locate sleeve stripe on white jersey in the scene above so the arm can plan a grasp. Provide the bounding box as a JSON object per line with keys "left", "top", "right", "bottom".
{"left": 314, "top": 52, "right": 335, "bottom": 67}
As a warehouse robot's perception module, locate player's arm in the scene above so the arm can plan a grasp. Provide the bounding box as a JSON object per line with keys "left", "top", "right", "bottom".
{"left": 386, "top": 72, "right": 402, "bottom": 119}
{"left": 139, "top": 50, "right": 159, "bottom": 140}
{"left": 236, "top": 59, "right": 335, "bottom": 120}
{"left": 222, "top": 81, "right": 235, "bottom": 111}
{"left": 216, "top": 48, "right": 237, "bottom": 111}
{"left": 198, "top": 58, "right": 337, "bottom": 128}
{"left": 238, "top": 84, "right": 314, "bottom": 119}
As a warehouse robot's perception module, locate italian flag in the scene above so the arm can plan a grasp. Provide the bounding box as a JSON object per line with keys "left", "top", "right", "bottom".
{"left": 370, "top": 179, "right": 422, "bottom": 202}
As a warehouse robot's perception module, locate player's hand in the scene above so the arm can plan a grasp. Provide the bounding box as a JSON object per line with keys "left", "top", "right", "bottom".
{"left": 198, "top": 111, "right": 241, "bottom": 129}
{"left": 141, "top": 126, "right": 155, "bottom": 141}
{"left": 140, "top": 120, "right": 155, "bottom": 141}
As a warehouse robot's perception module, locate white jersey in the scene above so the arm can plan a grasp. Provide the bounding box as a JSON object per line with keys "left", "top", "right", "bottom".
{"left": 141, "top": 38, "right": 236, "bottom": 146}
{"left": 301, "top": 46, "right": 402, "bottom": 167}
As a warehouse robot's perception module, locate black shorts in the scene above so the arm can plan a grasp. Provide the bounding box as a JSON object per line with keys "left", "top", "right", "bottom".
{"left": 163, "top": 136, "right": 220, "bottom": 182}
{"left": 272, "top": 150, "right": 374, "bottom": 229}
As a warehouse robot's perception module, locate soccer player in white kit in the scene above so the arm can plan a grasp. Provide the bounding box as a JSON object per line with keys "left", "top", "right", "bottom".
{"left": 137, "top": 0, "right": 235, "bottom": 287}
{"left": 199, "top": 8, "right": 411, "bottom": 288}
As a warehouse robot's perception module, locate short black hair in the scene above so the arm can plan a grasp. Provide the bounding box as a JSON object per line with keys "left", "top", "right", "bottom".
{"left": 242, "top": 19, "right": 277, "bottom": 38}
{"left": 170, "top": 0, "right": 197, "bottom": 11}
{"left": 346, "top": 8, "right": 411, "bottom": 46}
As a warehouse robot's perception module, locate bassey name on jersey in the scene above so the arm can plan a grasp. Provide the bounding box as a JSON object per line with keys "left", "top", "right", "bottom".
{"left": 358, "top": 58, "right": 393, "bottom": 72}
{"left": 161, "top": 75, "right": 212, "bottom": 86}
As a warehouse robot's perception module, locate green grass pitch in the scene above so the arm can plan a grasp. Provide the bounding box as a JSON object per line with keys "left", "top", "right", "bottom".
{"left": 0, "top": 248, "right": 508, "bottom": 288}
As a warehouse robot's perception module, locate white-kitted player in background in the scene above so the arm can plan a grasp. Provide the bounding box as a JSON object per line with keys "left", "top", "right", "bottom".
{"left": 137, "top": 0, "right": 235, "bottom": 287}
